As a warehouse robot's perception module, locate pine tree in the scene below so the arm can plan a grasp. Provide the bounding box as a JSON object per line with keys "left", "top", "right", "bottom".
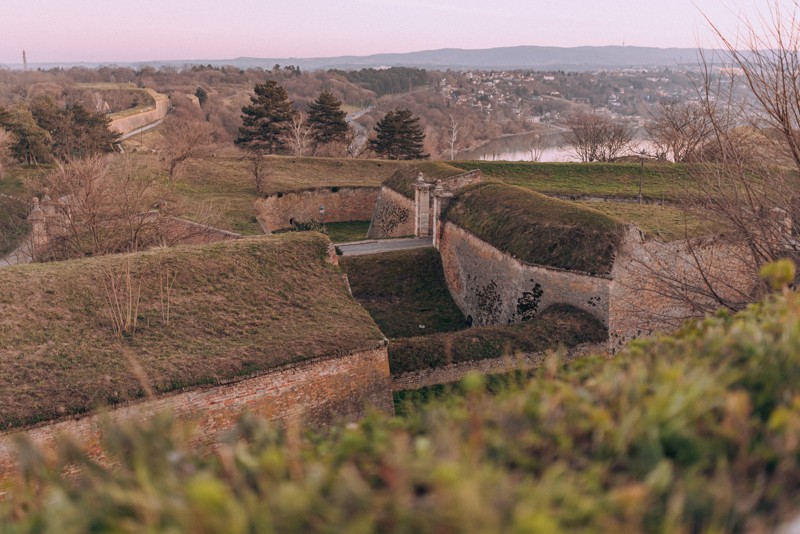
{"left": 0, "top": 104, "right": 51, "bottom": 164}
{"left": 370, "top": 108, "right": 428, "bottom": 160}
{"left": 235, "top": 81, "right": 293, "bottom": 153}
{"left": 307, "top": 91, "right": 349, "bottom": 150}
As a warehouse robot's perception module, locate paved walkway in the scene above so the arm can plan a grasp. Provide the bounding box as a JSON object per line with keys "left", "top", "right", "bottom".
{"left": 0, "top": 240, "right": 32, "bottom": 267}
{"left": 335, "top": 237, "right": 433, "bottom": 256}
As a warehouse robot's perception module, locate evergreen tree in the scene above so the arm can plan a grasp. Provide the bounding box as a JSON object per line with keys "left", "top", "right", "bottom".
{"left": 0, "top": 104, "right": 51, "bottom": 164}
{"left": 30, "top": 97, "right": 119, "bottom": 160}
{"left": 307, "top": 91, "right": 349, "bottom": 149}
{"left": 235, "top": 81, "right": 293, "bottom": 153}
{"left": 370, "top": 108, "right": 428, "bottom": 160}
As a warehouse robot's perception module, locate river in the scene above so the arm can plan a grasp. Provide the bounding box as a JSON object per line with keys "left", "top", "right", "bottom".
{"left": 454, "top": 131, "right": 655, "bottom": 162}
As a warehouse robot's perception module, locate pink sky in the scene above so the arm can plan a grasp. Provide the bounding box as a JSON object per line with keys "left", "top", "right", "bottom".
{"left": 0, "top": 0, "right": 791, "bottom": 64}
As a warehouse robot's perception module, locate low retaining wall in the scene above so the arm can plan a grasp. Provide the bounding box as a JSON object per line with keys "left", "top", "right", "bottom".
{"left": 0, "top": 346, "right": 392, "bottom": 478}
{"left": 609, "top": 227, "right": 756, "bottom": 347}
{"left": 255, "top": 187, "right": 379, "bottom": 233}
{"left": 367, "top": 186, "right": 415, "bottom": 239}
{"left": 109, "top": 89, "right": 170, "bottom": 135}
{"left": 438, "top": 221, "right": 611, "bottom": 327}
{"left": 392, "top": 342, "right": 606, "bottom": 392}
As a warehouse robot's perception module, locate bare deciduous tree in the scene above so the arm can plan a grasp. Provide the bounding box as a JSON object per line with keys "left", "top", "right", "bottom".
{"left": 159, "top": 116, "right": 216, "bottom": 182}
{"left": 284, "top": 111, "right": 313, "bottom": 157}
{"left": 25, "top": 155, "right": 218, "bottom": 261}
{"left": 447, "top": 114, "right": 461, "bottom": 160}
{"left": 528, "top": 132, "right": 550, "bottom": 162}
{"left": 563, "top": 112, "right": 633, "bottom": 162}
{"left": 248, "top": 149, "right": 270, "bottom": 194}
{"left": 646, "top": 101, "right": 714, "bottom": 162}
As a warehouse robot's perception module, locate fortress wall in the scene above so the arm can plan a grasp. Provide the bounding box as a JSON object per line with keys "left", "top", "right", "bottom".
{"left": 109, "top": 89, "right": 171, "bottom": 135}
{"left": 0, "top": 346, "right": 392, "bottom": 478}
{"left": 437, "top": 221, "right": 610, "bottom": 327}
{"left": 392, "top": 342, "right": 607, "bottom": 392}
{"left": 367, "top": 186, "right": 415, "bottom": 239}
{"left": 255, "top": 187, "right": 379, "bottom": 233}
{"left": 609, "top": 227, "right": 757, "bottom": 348}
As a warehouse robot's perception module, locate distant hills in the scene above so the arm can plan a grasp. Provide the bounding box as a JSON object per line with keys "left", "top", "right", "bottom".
{"left": 9, "top": 45, "right": 718, "bottom": 72}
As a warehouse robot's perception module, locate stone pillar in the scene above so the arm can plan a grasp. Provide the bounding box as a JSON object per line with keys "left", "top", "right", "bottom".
{"left": 413, "top": 172, "right": 434, "bottom": 238}
{"left": 28, "top": 197, "right": 47, "bottom": 253}
{"left": 432, "top": 181, "right": 454, "bottom": 249}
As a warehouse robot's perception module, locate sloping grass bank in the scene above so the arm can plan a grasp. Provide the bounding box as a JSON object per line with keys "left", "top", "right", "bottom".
{"left": 388, "top": 304, "right": 605, "bottom": 375}
{"left": 0, "top": 234, "right": 383, "bottom": 429}
{"left": 445, "top": 182, "right": 627, "bottom": 275}
{"left": 341, "top": 248, "right": 467, "bottom": 338}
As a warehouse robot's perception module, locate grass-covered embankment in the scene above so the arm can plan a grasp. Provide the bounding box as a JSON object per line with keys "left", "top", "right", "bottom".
{"left": 341, "top": 248, "right": 467, "bottom": 338}
{"left": 4, "top": 272, "right": 800, "bottom": 531}
{"left": 388, "top": 304, "right": 605, "bottom": 375}
{"left": 450, "top": 160, "right": 691, "bottom": 201}
{"left": 0, "top": 233, "right": 383, "bottom": 430}
{"left": 381, "top": 161, "right": 467, "bottom": 198}
{"left": 445, "top": 182, "right": 627, "bottom": 275}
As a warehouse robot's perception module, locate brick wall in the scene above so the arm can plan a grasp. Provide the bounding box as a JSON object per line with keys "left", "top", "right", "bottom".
{"left": 109, "top": 89, "right": 171, "bottom": 135}
{"left": 392, "top": 342, "right": 607, "bottom": 392}
{"left": 609, "top": 227, "right": 757, "bottom": 348}
{"left": 0, "top": 346, "right": 393, "bottom": 478}
{"left": 255, "top": 187, "right": 379, "bottom": 233}
{"left": 438, "top": 221, "right": 611, "bottom": 327}
{"left": 367, "top": 186, "right": 415, "bottom": 239}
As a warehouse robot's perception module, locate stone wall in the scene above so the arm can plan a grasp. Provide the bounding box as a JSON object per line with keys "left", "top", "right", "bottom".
{"left": 438, "top": 221, "right": 611, "bottom": 327}
{"left": 255, "top": 187, "right": 379, "bottom": 233}
{"left": 0, "top": 346, "right": 392, "bottom": 478}
{"left": 367, "top": 186, "right": 415, "bottom": 239}
{"left": 109, "top": 89, "right": 170, "bottom": 135}
{"left": 608, "top": 227, "right": 757, "bottom": 348}
{"left": 392, "top": 342, "right": 607, "bottom": 392}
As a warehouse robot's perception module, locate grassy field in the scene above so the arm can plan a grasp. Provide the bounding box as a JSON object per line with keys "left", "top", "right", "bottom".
{"left": 325, "top": 220, "right": 371, "bottom": 243}
{"left": 388, "top": 304, "right": 605, "bottom": 375}
{"left": 341, "top": 248, "right": 468, "bottom": 339}
{"left": 0, "top": 234, "right": 383, "bottom": 429}
{"left": 445, "top": 182, "right": 627, "bottom": 275}
{"left": 577, "top": 201, "right": 712, "bottom": 241}
{"left": 450, "top": 160, "right": 692, "bottom": 201}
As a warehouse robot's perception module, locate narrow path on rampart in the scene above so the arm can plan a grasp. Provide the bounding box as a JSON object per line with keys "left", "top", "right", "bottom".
{"left": 346, "top": 108, "right": 371, "bottom": 157}
{"left": 336, "top": 237, "right": 432, "bottom": 256}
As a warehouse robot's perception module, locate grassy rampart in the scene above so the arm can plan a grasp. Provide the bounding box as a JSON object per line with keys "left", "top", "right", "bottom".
{"left": 0, "top": 233, "right": 383, "bottom": 429}
{"left": 445, "top": 182, "right": 627, "bottom": 274}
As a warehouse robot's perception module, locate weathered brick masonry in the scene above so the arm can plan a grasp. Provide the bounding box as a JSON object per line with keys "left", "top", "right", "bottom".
{"left": 438, "top": 221, "right": 611, "bottom": 327}
{"left": 367, "top": 186, "right": 416, "bottom": 239}
{"left": 255, "top": 187, "right": 380, "bottom": 233}
{"left": 0, "top": 346, "right": 392, "bottom": 478}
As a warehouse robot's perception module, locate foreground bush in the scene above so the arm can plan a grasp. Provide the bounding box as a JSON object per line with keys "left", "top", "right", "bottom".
{"left": 4, "top": 290, "right": 800, "bottom": 532}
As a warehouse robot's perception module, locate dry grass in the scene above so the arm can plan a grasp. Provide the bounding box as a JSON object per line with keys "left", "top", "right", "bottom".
{"left": 0, "top": 233, "right": 383, "bottom": 430}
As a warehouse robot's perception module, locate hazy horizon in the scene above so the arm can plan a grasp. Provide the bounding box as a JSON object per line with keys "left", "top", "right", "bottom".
{"left": 1, "top": 0, "right": 792, "bottom": 65}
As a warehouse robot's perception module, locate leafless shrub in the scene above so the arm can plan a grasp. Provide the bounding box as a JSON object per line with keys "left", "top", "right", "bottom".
{"left": 101, "top": 259, "right": 142, "bottom": 338}
{"left": 563, "top": 112, "right": 633, "bottom": 162}
{"left": 159, "top": 267, "right": 177, "bottom": 327}
{"left": 159, "top": 116, "right": 216, "bottom": 182}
